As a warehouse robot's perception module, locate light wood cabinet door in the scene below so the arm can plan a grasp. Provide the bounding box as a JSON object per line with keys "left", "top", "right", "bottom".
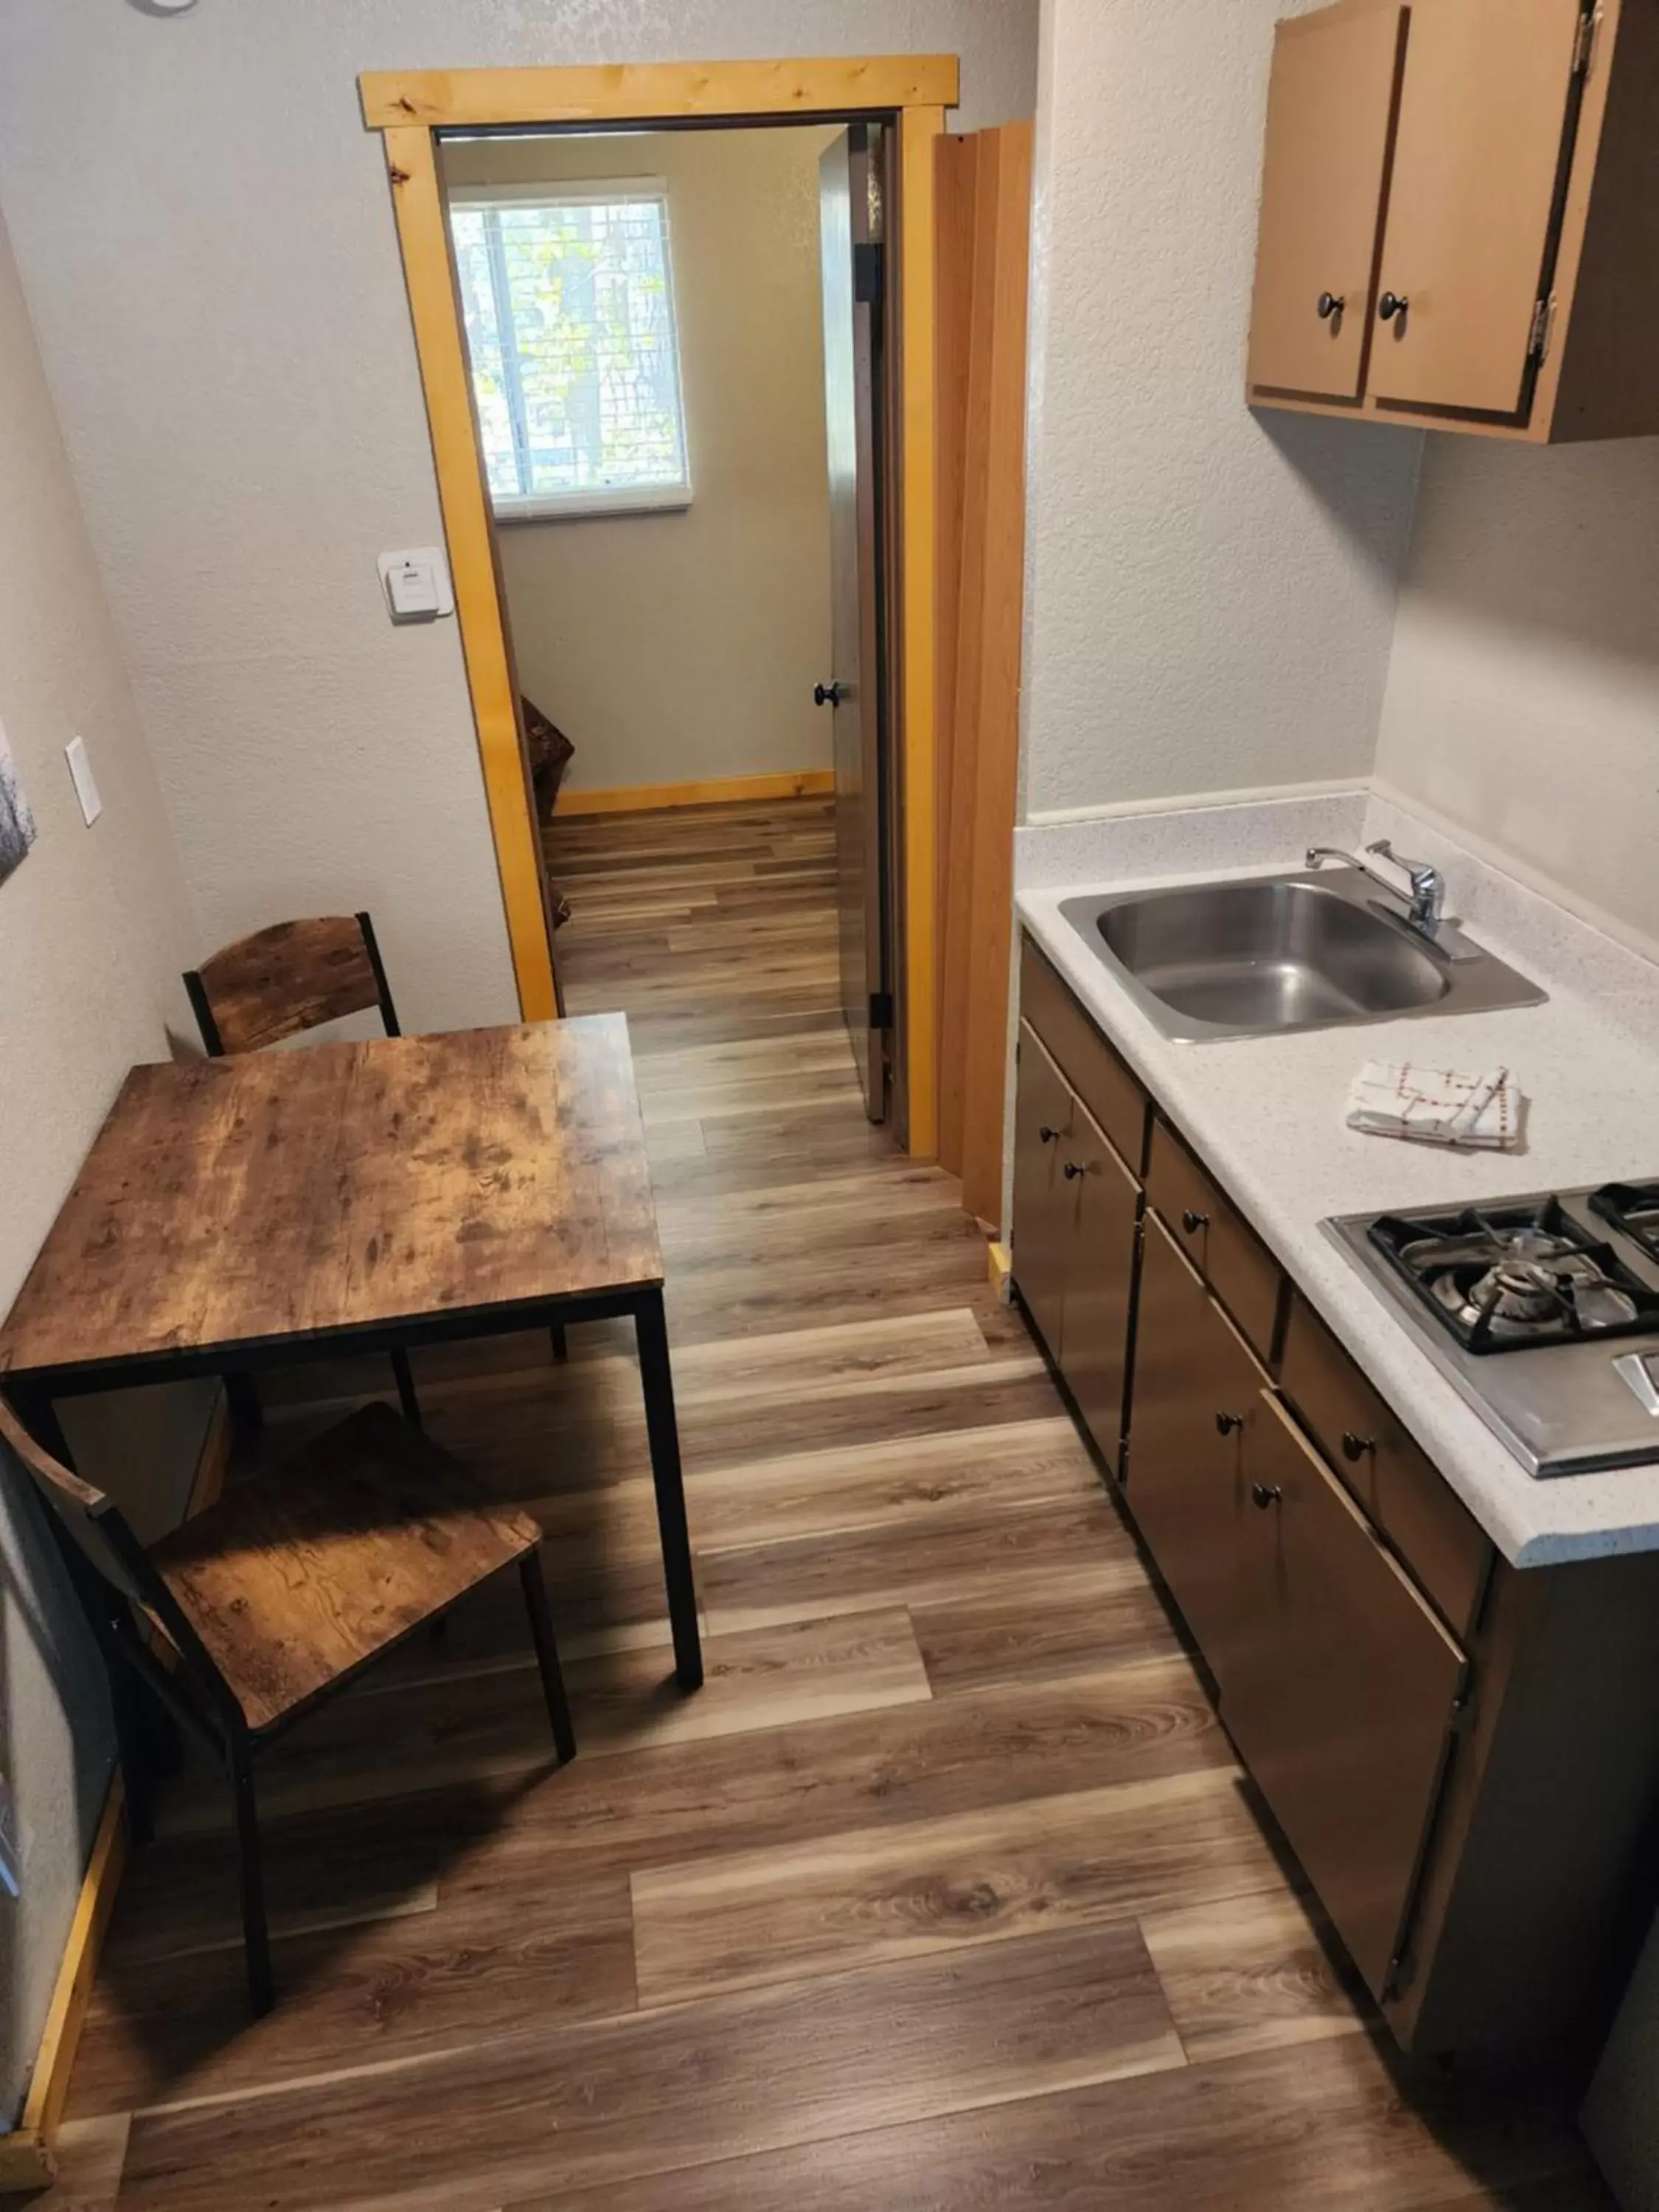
{"left": 1009, "top": 1021, "right": 1074, "bottom": 1363}
{"left": 1222, "top": 1393, "right": 1466, "bottom": 2000}
{"left": 1127, "top": 1214, "right": 1268, "bottom": 1689}
{"left": 1057, "top": 1096, "right": 1140, "bottom": 1468}
{"left": 1246, "top": 1, "right": 1408, "bottom": 400}
{"left": 1371, "top": 0, "right": 1587, "bottom": 416}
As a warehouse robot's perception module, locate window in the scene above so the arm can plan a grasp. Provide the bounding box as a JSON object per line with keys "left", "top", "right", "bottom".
{"left": 448, "top": 181, "right": 691, "bottom": 520}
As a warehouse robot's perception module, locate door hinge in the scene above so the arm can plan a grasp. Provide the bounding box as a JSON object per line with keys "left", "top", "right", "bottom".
{"left": 1572, "top": 4, "right": 1601, "bottom": 77}
{"left": 868, "top": 990, "right": 894, "bottom": 1030}
{"left": 1527, "top": 295, "right": 1557, "bottom": 364}
{"left": 854, "top": 239, "right": 884, "bottom": 307}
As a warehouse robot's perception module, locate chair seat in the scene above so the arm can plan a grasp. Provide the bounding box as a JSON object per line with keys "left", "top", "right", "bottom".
{"left": 148, "top": 1402, "right": 540, "bottom": 1733}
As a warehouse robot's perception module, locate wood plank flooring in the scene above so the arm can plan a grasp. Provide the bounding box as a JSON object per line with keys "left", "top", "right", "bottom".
{"left": 60, "top": 796, "right": 1611, "bottom": 2209}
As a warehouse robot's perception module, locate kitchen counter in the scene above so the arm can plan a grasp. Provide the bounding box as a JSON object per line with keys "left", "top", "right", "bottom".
{"left": 1015, "top": 790, "right": 1659, "bottom": 1566}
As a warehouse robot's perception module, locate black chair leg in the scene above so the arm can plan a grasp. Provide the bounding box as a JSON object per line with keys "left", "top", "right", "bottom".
{"left": 549, "top": 1323, "right": 568, "bottom": 1363}
{"left": 229, "top": 1737, "right": 274, "bottom": 2016}
{"left": 223, "top": 1371, "right": 263, "bottom": 1437}
{"left": 518, "top": 1551, "right": 576, "bottom": 1765}
{"left": 391, "top": 1349, "right": 422, "bottom": 1431}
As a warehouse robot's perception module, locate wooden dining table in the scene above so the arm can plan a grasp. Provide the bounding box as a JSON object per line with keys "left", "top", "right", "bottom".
{"left": 0, "top": 1011, "right": 702, "bottom": 1689}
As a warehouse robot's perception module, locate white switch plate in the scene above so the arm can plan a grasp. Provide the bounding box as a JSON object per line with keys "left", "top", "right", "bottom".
{"left": 65, "top": 735, "right": 102, "bottom": 825}
{"left": 378, "top": 546, "right": 454, "bottom": 624}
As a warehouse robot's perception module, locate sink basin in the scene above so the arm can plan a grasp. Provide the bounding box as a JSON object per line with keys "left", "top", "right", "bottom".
{"left": 1057, "top": 869, "right": 1547, "bottom": 1043}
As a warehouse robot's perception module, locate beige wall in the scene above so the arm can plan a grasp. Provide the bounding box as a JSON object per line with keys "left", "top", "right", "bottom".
{"left": 1374, "top": 436, "right": 1659, "bottom": 958}
{"left": 0, "top": 0, "right": 1038, "bottom": 1020}
{"left": 1018, "top": 0, "right": 1422, "bottom": 821}
{"left": 0, "top": 205, "right": 209, "bottom": 2126}
{"left": 448, "top": 129, "right": 838, "bottom": 796}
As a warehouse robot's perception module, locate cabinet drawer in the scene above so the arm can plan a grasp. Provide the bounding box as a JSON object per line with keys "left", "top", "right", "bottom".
{"left": 1223, "top": 1392, "right": 1466, "bottom": 2002}
{"left": 1127, "top": 1212, "right": 1271, "bottom": 1685}
{"left": 1281, "top": 1295, "right": 1491, "bottom": 1639}
{"left": 1145, "top": 1121, "right": 1283, "bottom": 1362}
{"left": 1019, "top": 936, "right": 1149, "bottom": 1178}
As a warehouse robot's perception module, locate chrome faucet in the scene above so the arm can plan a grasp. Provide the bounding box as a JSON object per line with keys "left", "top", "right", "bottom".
{"left": 1305, "top": 839, "right": 1446, "bottom": 936}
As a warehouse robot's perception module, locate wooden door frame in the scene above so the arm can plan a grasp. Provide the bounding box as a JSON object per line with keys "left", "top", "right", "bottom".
{"left": 360, "top": 58, "right": 955, "bottom": 1155}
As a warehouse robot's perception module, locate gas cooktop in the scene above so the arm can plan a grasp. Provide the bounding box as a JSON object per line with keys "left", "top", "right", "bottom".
{"left": 1326, "top": 1182, "right": 1659, "bottom": 1479}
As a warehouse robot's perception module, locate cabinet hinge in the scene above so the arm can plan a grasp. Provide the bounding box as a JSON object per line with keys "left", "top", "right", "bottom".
{"left": 868, "top": 990, "right": 894, "bottom": 1031}
{"left": 1447, "top": 1691, "right": 1475, "bottom": 1737}
{"left": 1572, "top": 4, "right": 1601, "bottom": 77}
{"left": 1527, "top": 295, "right": 1557, "bottom": 364}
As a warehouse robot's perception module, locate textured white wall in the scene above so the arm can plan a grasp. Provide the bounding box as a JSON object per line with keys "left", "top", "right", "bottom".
{"left": 447, "top": 127, "right": 838, "bottom": 795}
{"left": 0, "top": 0, "right": 1037, "bottom": 1030}
{"left": 1019, "top": 0, "right": 1423, "bottom": 821}
{"left": 1375, "top": 436, "right": 1659, "bottom": 956}
{"left": 0, "top": 204, "right": 204, "bottom": 2126}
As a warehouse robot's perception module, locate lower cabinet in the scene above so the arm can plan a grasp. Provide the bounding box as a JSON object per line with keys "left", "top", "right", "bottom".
{"left": 1221, "top": 1392, "right": 1467, "bottom": 2001}
{"left": 1010, "top": 1019, "right": 1140, "bottom": 1464}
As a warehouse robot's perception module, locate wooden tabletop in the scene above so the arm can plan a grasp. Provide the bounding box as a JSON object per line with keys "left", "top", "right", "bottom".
{"left": 0, "top": 1015, "right": 662, "bottom": 1385}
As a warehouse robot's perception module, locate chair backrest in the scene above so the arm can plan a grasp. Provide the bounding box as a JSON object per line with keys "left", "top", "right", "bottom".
{"left": 0, "top": 1392, "right": 237, "bottom": 1728}
{"left": 183, "top": 912, "right": 399, "bottom": 1056}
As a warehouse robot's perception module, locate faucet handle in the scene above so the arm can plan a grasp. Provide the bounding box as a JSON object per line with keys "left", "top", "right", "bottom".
{"left": 1366, "top": 839, "right": 1444, "bottom": 925}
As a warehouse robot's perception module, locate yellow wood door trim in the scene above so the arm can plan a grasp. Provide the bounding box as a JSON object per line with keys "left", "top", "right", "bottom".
{"left": 365, "top": 59, "right": 953, "bottom": 1149}
{"left": 361, "top": 57, "right": 959, "bottom": 129}
{"left": 555, "top": 770, "right": 834, "bottom": 817}
{"left": 380, "top": 125, "right": 557, "bottom": 1022}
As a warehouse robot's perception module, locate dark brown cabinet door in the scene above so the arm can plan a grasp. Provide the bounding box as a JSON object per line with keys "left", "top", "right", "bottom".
{"left": 1127, "top": 1213, "right": 1270, "bottom": 1689}
{"left": 1223, "top": 1392, "right": 1466, "bottom": 2000}
{"left": 1009, "top": 1022, "right": 1074, "bottom": 1363}
{"left": 1057, "top": 1096, "right": 1141, "bottom": 1470}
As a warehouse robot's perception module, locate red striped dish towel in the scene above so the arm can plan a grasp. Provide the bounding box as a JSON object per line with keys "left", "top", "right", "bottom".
{"left": 1346, "top": 1061, "right": 1521, "bottom": 1151}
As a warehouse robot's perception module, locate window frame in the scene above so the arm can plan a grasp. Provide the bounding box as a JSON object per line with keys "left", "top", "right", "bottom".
{"left": 447, "top": 176, "right": 693, "bottom": 524}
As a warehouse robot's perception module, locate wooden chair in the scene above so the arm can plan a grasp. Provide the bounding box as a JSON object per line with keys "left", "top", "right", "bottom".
{"left": 0, "top": 1392, "right": 575, "bottom": 2016}
{"left": 182, "top": 915, "right": 568, "bottom": 1387}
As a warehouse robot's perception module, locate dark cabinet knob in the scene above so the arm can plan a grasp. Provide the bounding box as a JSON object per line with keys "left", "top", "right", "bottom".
{"left": 1038, "top": 1124, "right": 1060, "bottom": 1145}
{"left": 1251, "top": 1481, "right": 1284, "bottom": 1510}
{"left": 1214, "top": 1411, "right": 1245, "bottom": 1437}
{"left": 813, "top": 681, "right": 843, "bottom": 707}
{"left": 1341, "top": 1430, "right": 1375, "bottom": 1464}
{"left": 1378, "top": 291, "right": 1409, "bottom": 323}
{"left": 1316, "top": 291, "right": 1345, "bottom": 320}
{"left": 1181, "top": 1209, "right": 1209, "bottom": 1235}
{"left": 1063, "top": 1161, "right": 1086, "bottom": 1181}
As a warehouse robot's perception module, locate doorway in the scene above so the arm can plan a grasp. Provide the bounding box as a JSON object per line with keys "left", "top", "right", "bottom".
{"left": 362, "top": 60, "right": 952, "bottom": 1155}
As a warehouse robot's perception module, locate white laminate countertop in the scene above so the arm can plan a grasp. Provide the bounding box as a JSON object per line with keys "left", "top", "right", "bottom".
{"left": 1014, "top": 790, "right": 1659, "bottom": 1568}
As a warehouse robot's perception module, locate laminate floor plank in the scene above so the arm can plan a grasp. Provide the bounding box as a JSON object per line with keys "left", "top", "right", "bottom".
{"left": 1139, "top": 1887, "right": 1369, "bottom": 2061}
{"left": 631, "top": 1764, "right": 1287, "bottom": 2008}
{"left": 113, "top": 1926, "right": 1185, "bottom": 2212}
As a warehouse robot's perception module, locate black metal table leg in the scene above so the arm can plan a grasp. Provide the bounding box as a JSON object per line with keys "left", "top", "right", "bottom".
{"left": 633, "top": 1288, "right": 702, "bottom": 1691}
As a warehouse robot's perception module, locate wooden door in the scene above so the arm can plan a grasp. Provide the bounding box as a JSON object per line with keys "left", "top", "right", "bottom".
{"left": 819, "top": 124, "right": 890, "bottom": 1119}
{"left": 1223, "top": 1392, "right": 1466, "bottom": 2000}
{"left": 1009, "top": 1023, "right": 1074, "bottom": 1363}
{"left": 935, "top": 122, "right": 1034, "bottom": 1222}
{"left": 1247, "top": 1, "right": 1408, "bottom": 400}
{"left": 1371, "top": 0, "right": 1589, "bottom": 416}
{"left": 1127, "top": 1214, "right": 1267, "bottom": 1688}
{"left": 1057, "top": 1097, "right": 1141, "bottom": 1471}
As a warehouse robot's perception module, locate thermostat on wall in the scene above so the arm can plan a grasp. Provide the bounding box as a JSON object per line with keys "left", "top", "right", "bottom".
{"left": 378, "top": 547, "right": 454, "bottom": 624}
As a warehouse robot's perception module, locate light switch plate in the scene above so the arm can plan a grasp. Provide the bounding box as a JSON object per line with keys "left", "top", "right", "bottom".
{"left": 378, "top": 546, "right": 454, "bottom": 624}
{"left": 66, "top": 735, "right": 102, "bottom": 825}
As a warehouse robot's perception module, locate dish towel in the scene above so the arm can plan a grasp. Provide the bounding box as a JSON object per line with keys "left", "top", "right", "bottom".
{"left": 1345, "top": 1060, "right": 1522, "bottom": 1151}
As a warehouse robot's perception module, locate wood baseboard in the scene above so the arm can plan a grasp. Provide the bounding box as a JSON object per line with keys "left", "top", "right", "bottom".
{"left": 554, "top": 769, "right": 833, "bottom": 817}
{"left": 988, "top": 1242, "right": 1012, "bottom": 1302}
{"left": 0, "top": 1387, "right": 231, "bottom": 2192}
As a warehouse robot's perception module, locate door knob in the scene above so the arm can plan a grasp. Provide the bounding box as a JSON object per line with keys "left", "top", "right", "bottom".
{"left": 1378, "top": 291, "right": 1409, "bottom": 323}
{"left": 1038, "top": 1124, "right": 1060, "bottom": 1145}
{"left": 1063, "top": 1161, "right": 1086, "bottom": 1181}
{"left": 1341, "top": 1430, "right": 1376, "bottom": 1464}
{"left": 1214, "top": 1411, "right": 1245, "bottom": 1437}
{"left": 1181, "top": 1209, "right": 1209, "bottom": 1235}
{"left": 1316, "top": 291, "right": 1345, "bottom": 321}
{"left": 813, "top": 681, "right": 843, "bottom": 708}
{"left": 1251, "top": 1481, "right": 1284, "bottom": 1510}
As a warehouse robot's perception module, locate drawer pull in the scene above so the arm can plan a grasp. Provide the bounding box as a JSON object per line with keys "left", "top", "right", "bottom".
{"left": 1181, "top": 1208, "right": 1210, "bottom": 1235}
{"left": 1251, "top": 1481, "right": 1284, "bottom": 1510}
{"left": 1063, "top": 1161, "right": 1086, "bottom": 1181}
{"left": 1038, "top": 1124, "right": 1060, "bottom": 1145}
{"left": 1341, "top": 1430, "right": 1376, "bottom": 1464}
{"left": 1214, "top": 1411, "right": 1245, "bottom": 1437}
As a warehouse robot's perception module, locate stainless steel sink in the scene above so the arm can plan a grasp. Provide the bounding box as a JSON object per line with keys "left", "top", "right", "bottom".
{"left": 1057, "top": 868, "right": 1546, "bottom": 1043}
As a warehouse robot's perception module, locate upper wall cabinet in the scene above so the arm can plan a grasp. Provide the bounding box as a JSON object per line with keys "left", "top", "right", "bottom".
{"left": 1247, "top": 0, "right": 1659, "bottom": 442}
